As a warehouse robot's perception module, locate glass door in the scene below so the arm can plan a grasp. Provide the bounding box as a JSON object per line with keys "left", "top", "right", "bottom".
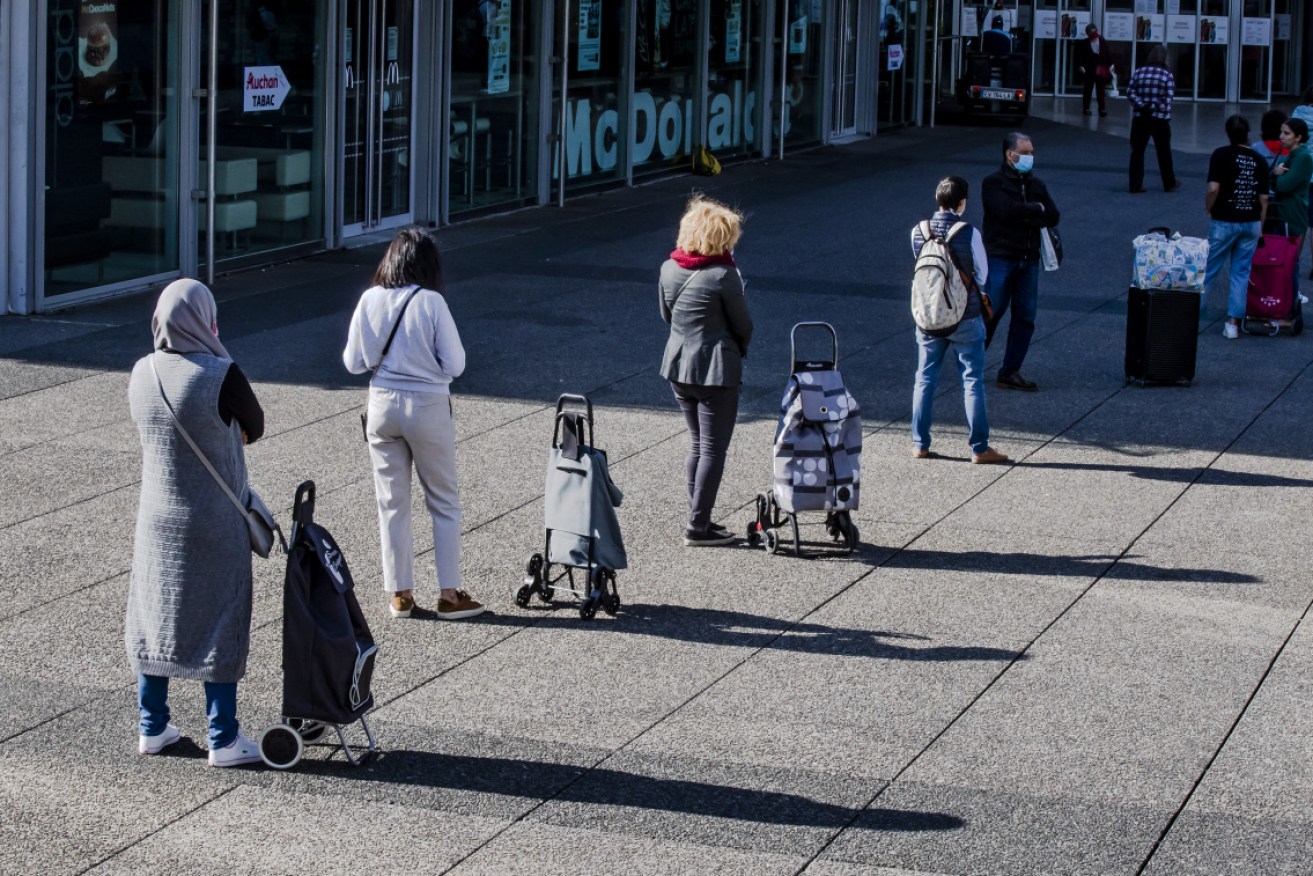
{"left": 42, "top": 0, "right": 182, "bottom": 302}
{"left": 198, "top": 0, "right": 329, "bottom": 278}
{"left": 1237, "top": 0, "right": 1272, "bottom": 102}
{"left": 344, "top": 0, "right": 415, "bottom": 234}
{"left": 1196, "top": 0, "right": 1230, "bottom": 99}
{"left": 830, "top": 0, "right": 859, "bottom": 137}
{"left": 633, "top": 0, "right": 700, "bottom": 178}
{"left": 551, "top": 0, "right": 627, "bottom": 201}
{"left": 707, "top": 0, "right": 764, "bottom": 159}
{"left": 778, "top": 0, "right": 824, "bottom": 146}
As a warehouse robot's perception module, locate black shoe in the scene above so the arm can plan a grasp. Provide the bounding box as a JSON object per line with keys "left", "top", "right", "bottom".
{"left": 1165, "top": 182, "right": 1181, "bottom": 193}
{"left": 996, "top": 372, "right": 1038, "bottom": 392}
{"left": 707, "top": 522, "right": 733, "bottom": 538}
{"left": 1083, "top": 109, "right": 1092, "bottom": 116}
{"left": 1130, "top": 187, "right": 1147, "bottom": 194}
{"left": 684, "top": 528, "right": 735, "bottom": 547}
{"left": 1099, "top": 111, "right": 1108, "bottom": 117}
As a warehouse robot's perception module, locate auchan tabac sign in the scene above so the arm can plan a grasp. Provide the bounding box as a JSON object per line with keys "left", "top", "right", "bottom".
{"left": 243, "top": 66, "right": 290, "bottom": 112}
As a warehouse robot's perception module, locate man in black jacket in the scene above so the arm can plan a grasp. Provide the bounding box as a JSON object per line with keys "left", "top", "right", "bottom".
{"left": 981, "top": 132, "right": 1061, "bottom": 391}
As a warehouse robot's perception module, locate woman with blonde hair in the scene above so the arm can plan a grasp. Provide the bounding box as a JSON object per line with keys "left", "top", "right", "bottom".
{"left": 344, "top": 228, "right": 483, "bottom": 621}
{"left": 658, "top": 196, "right": 753, "bottom": 546}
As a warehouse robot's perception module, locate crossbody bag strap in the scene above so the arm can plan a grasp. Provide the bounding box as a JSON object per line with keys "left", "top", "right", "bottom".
{"left": 149, "top": 355, "right": 250, "bottom": 521}
{"left": 369, "top": 285, "right": 422, "bottom": 373}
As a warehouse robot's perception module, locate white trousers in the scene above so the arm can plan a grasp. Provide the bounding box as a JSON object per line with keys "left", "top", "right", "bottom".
{"left": 366, "top": 387, "right": 462, "bottom": 592}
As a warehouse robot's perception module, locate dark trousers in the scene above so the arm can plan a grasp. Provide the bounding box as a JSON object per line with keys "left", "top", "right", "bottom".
{"left": 1081, "top": 74, "right": 1107, "bottom": 113}
{"left": 671, "top": 381, "right": 739, "bottom": 531}
{"left": 1129, "top": 114, "right": 1176, "bottom": 191}
{"left": 984, "top": 257, "right": 1041, "bottom": 376}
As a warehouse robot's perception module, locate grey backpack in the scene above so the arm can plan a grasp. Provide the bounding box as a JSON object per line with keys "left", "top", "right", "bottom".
{"left": 911, "top": 220, "right": 970, "bottom": 336}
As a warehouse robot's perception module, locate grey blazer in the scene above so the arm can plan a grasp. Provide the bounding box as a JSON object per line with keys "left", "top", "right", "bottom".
{"left": 658, "top": 260, "right": 754, "bottom": 387}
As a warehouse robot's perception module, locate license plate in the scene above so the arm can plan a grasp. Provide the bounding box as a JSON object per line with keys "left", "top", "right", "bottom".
{"left": 979, "top": 88, "right": 1019, "bottom": 101}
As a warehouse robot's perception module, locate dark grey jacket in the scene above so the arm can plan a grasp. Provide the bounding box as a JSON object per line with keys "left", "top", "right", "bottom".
{"left": 658, "top": 259, "right": 754, "bottom": 387}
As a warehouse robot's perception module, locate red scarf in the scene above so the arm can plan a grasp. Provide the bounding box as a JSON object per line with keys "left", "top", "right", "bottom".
{"left": 670, "top": 248, "right": 736, "bottom": 269}
{"left": 1264, "top": 139, "right": 1289, "bottom": 157}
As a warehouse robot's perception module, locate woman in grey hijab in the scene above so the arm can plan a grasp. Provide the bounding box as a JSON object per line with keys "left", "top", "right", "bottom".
{"left": 125, "top": 279, "right": 268, "bottom": 767}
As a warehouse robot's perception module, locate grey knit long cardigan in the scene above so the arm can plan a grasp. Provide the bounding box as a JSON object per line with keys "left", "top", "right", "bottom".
{"left": 126, "top": 351, "right": 253, "bottom": 683}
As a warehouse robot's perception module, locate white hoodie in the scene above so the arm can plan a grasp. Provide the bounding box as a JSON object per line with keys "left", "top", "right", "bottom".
{"left": 343, "top": 285, "right": 466, "bottom": 393}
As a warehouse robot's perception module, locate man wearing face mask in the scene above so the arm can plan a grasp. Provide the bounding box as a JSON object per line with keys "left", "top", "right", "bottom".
{"left": 981, "top": 132, "right": 1061, "bottom": 392}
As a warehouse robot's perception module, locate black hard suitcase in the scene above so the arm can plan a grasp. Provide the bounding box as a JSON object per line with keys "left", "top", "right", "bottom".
{"left": 1125, "top": 286, "right": 1198, "bottom": 386}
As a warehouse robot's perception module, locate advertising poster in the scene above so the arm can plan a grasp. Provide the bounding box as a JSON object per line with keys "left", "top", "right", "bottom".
{"left": 725, "top": 0, "right": 742, "bottom": 63}
{"left": 789, "top": 0, "right": 807, "bottom": 54}
{"left": 487, "top": 0, "right": 512, "bottom": 94}
{"left": 1103, "top": 13, "right": 1134, "bottom": 43}
{"left": 1198, "top": 16, "right": 1228, "bottom": 44}
{"left": 78, "top": 0, "right": 120, "bottom": 105}
{"left": 887, "top": 44, "right": 903, "bottom": 71}
{"left": 1060, "top": 12, "right": 1091, "bottom": 39}
{"left": 1165, "top": 15, "right": 1195, "bottom": 44}
{"left": 1240, "top": 17, "right": 1271, "bottom": 47}
{"left": 577, "top": 0, "right": 601, "bottom": 71}
{"left": 1034, "top": 10, "right": 1057, "bottom": 40}
{"left": 1135, "top": 14, "right": 1163, "bottom": 42}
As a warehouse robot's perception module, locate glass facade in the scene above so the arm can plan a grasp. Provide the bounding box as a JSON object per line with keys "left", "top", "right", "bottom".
{"left": 708, "top": 0, "right": 765, "bottom": 158}
{"left": 43, "top": 0, "right": 181, "bottom": 298}
{"left": 781, "top": 0, "right": 825, "bottom": 145}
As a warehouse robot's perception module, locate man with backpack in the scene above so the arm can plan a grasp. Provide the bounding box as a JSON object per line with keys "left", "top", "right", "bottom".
{"left": 909, "top": 176, "right": 1009, "bottom": 465}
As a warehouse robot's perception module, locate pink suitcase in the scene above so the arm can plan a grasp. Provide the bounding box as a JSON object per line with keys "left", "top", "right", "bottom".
{"left": 1242, "top": 232, "right": 1304, "bottom": 336}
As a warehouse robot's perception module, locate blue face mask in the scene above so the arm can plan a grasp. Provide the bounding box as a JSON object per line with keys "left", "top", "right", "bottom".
{"left": 1013, "top": 153, "right": 1034, "bottom": 173}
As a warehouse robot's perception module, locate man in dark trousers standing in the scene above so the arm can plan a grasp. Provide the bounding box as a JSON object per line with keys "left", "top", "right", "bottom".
{"left": 1075, "top": 22, "right": 1113, "bottom": 117}
{"left": 981, "top": 132, "right": 1062, "bottom": 392}
{"left": 1126, "top": 44, "right": 1179, "bottom": 193}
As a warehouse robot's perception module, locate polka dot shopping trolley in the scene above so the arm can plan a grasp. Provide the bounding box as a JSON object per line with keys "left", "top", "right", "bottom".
{"left": 747, "top": 323, "right": 862, "bottom": 557}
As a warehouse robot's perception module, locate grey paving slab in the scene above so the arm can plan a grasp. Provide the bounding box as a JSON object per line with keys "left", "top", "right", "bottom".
{"left": 0, "top": 438, "right": 140, "bottom": 528}
{"left": 0, "top": 370, "right": 130, "bottom": 450}
{"left": 803, "top": 861, "right": 958, "bottom": 876}
{"left": 819, "top": 780, "right": 1163, "bottom": 876}
{"left": 450, "top": 820, "right": 807, "bottom": 876}
{"left": 86, "top": 785, "right": 511, "bottom": 876}
{"left": 525, "top": 749, "right": 881, "bottom": 858}
{"left": 1140, "top": 810, "right": 1312, "bottom": 876}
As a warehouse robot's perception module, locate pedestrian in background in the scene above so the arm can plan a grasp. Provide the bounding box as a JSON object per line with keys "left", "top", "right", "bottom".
{"left": 1269, "top": 119, "right": 1312, "bottom": 300}
{"left": 658, "top": 196, "right": 753, "bottom": 547}
{"left": 1126, "top": 44, "right": 1180, "bottom": 194}
{"left": 1075, "top": 23, "right": 1113, "bottom": 117}
{"left": 343, "top": 228, "right": 485, "bottom": 621}
{"left": 1251, "top": 109, "right": 1289, "bottom": 179}
{"left": 1291, "top": 87, "right": 1313, "bottom": 278}
{"left": 1204, "top": 115, "right": 1268, "bottom": 339}
{"left": 910, "top": 176, "right": 1008, "bottom": 465}
{"left": 981, "top": 132, "right": 1061, "bottom": 392}
{"left": 126, "top": 280, "right": 266, "bottom": 768}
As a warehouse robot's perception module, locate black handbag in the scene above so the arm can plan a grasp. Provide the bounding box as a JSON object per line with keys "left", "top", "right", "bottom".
{"left": 360, "top": 286, "right": 421, "bottom": 442}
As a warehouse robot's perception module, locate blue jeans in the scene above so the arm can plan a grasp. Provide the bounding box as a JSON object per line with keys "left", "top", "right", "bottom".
{"left": 984, "top": 257, "right": 1041, "bottom": 376}
{"left": 1205, "top": 220, "right": 1261, "bottom": 319}
{"left": 138, "top": 674, "right": 239, "bottom": 749}
{"left": 912, "top": 317, "right": 990, "bottom": 456}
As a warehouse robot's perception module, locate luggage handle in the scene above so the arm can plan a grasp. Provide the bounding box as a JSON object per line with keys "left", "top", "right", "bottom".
{"left": 553, "top": 394, "right": 593, "bottom": 450}
{"left": 292, "top": 480, "right": 315, "bottom": 543}
{"left": 1144, "top": 226, "right": 1173, "bottom": 237}
{"left": 791, "top": 322, "right": 838, "bottom": 370}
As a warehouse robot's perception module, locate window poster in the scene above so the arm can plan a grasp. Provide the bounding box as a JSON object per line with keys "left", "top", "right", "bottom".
{"left": 487, "top": 0, "right": 512, "bottom": 93}
{"left": 960, "top": 8, "right": 978, "bottom": 38}
{"left": 1103, "top": 12, "right": 1134, "bottom": 42}
{"left": 1060, "top": 12, "right": 1090, "bottom": 39}
{"left": 1134, "top": 0, "right": 1157, "bottom": 13}
{"left": 577, "top": 0, "right": 601, "bottom": 71}
{"left": 1198, "top": 16, "right": 1228, "bottom": 44}
{"left": 725, "top": 0, "right": 742, "bottom": 63}
{"left": 1135, "top": 14, "right": 1163, "bottom": 41}
{"left": 789, "top": 0, "right": 807, "bottom": 54}
{"left": 1240, "top": 17, "right": 1270, "bottom": 47}
{"left": 1164, "top": 0, "right": 1180, "bottom": 14}
{"left": 1034, "top": 10, "right": 1057, "bottom": 40}
{"left": 78, "top": 0, "right": 119, "bottom": 104}
{"left": 1276, "top": 14, "right": 1291, "bottom": 41}
{"left": 1165, "top": 15, "right": 1195, "bottom": 44}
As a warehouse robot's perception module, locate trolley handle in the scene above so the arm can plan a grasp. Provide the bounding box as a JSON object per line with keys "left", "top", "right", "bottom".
{"left": 553, "top": 394, "right": 594, "bottom": 450}
{"left": 291, "top": 479, "right": 315, "bottom": 543}
{"left": 790, "top": 322, "right": 839, "bottom": 370}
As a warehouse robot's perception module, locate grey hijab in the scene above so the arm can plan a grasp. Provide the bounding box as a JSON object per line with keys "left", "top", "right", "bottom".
{"left": 151, "top": 279, "right": 231, "bottom": 360}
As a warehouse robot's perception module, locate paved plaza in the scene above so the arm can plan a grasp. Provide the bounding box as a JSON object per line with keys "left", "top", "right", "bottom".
{"left": 1, "top": 114, "right": 1311, "bottom": 875}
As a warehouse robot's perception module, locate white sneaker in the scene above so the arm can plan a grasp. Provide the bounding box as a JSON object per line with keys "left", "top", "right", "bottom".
{"left": 1300, "top": 293, "right": 1309, "bottom": 305}
{"left": 138, "top": 723, "right": 181, "bottom": 755}
{"left": 208, "top": 732, "right": 263, "bottom": 768}
{"left": 1222, "top": 322, "right": 1239, "bottom": 339}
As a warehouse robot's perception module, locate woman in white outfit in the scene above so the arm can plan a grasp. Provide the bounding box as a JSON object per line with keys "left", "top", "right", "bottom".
{"left": 343, "top": 228, "right": 484, "bottom": 620}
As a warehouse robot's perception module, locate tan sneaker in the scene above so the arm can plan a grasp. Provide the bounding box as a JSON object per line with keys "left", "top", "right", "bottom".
{"left": 437, "top": 590, "right": 486, "bottom": 620}
{"left": 389, "top": 593, "right": 415, "bottom": 618}
{"left": 912, "top": 448, "right": 932, "bottom": 459}
{"left": 972, "top": 448, "right": 1010, "bottom": 465}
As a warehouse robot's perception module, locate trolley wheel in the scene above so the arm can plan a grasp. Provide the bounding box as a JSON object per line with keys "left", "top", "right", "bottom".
{"left": 746, "top": 520, "right": 762, "bottom": 547}
{"left": 843, "top": 520, "right": 860, "bottom": 553}
{"left": 515, "top": 584, "right": 532, "bottom": 608}
{"left": 259, "top": 723, "right": 303, "bottom": 770}
{"left": 1294, "top": 315, "right": 1305, "bottom": 336}
{"left": 764, "top": 528, "right": 781, "bottom": 554}
{"left": 537, "top": 582, "right": 555, "bottom": 603}
{"left": 601, "top": 570, "right": 620, "bottom": 615}
{"left": 579, "top": 597, "right": 598, "bottom": 620}
{"left": 826, "top": 513, "right": 843, "bottom": 542}
{"left": 287, "top": 717, "right": 329, "bottom": 745}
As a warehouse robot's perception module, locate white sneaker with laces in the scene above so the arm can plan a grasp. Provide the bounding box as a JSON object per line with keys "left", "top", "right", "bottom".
{"left": 208, "top": 732, "right": 263, "bottom": 768}
{"left": 1222, "top": 322, "right": 1239, "bottom": 339}
{"left": 138, "top": 723, "right": 181, "bottom": 755}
